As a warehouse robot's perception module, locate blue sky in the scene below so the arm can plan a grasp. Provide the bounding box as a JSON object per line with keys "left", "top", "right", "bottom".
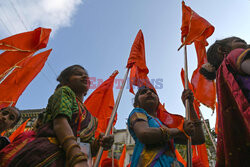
{"left": 0, "top": 0, "right": 249, "bottom": 129}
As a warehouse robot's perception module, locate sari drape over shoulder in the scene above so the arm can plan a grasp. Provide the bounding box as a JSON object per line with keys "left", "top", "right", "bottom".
{"left": 6, "top": 86, "right": 97, "bottom": 167}
{"left": 127, "top": 108, "right": 183, "bottom": 167}
{"left": 216, "top": 48, "right": 250, "bottom": 167}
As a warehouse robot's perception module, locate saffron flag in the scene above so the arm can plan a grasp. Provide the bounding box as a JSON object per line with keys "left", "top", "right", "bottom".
{"left": 175, "top": 149, "right": 187, "bottom": 167}
{"left": 181, "top": 1, "right": 214, "bottom": 45}
{"left": 191, "top": 42, "right": 216, "bottom": 110}
{"left": 0, "top": 27, "right": 51, "bottom": 52}
{"left": 0, "top": 49, "right": 52, "bottom": 108}
{"left": 119, "top": 144, "right": 126, "bottom": 167}
{"left": 126, "top": 30, "right": 154, "bottom": 94}
{"left": 84, "top": 71, "right": 118, "bottom": 136}
{"left": 127, "top": 30, "right": 184, "bottom": 129}
{"left": 99, "top": 150, "right": 109, "bottom": 167}
{"left": 101, "top": 158, "right": 119, "bottom": 167}
{"left": 181, "top": 1, "right": 216, "bottom": 109}
{"left": 8, "top": 118, "right": 30, "bottom": 142}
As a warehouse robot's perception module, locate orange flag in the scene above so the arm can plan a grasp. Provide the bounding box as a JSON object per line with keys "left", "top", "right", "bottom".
{"left": 99, "top": 150, "right": 109, "bottom": 166}
{"left": 181, "top": 1, "right": 214, "bottom": 45}
{"left": 126, "top": 30, "right": 154, "bottom": 94}
{"left": 84, "top": 71, "right": 118, "bottom": 136}
{"left": 119, "top": 144, "right": 126, "bottom": 167}
{"left": 0, "top": 27, "right": 51, "bottom": 52}
{"left": 8, "top": 118, "right": 30, "bottom": 142}
{"left": 181, "top": 1, "right": 216, "bottom": 110}
{"left": 0, "top": 49, "right": 52, "bottom": 108}
{"left": 175, "top": 149, "right": 187, "bottom": 167}
{"left": 191, "top": 42, "right": 216, "bottom": 110}
{"left": 157, "top": 103, "right": 184, "bottom": 129}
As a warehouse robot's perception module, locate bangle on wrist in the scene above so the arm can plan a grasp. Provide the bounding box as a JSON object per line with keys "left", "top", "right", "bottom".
{"left": 66, "top": 143, "right": 81, "bottom": 159}
{"left": 69, "top": 152, "right": 87, "bottom": 167}
{"left": 159, "top": 127, "right": 169, "bottom": 142}
{"left": 61, "top": 135, "right": 76, "bottom": 147}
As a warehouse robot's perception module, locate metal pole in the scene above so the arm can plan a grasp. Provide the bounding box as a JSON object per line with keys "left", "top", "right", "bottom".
{"left": 184, "top": 43, "right": 192, "bottom": 167}
{"left": 111, "top": 126, "right": 114, "bottom": 167}
{"left": 93, "top": 68, "right": 129, "bottom": 167}
{"left": 199, "top": 110, "right": 217, "bottom": 151}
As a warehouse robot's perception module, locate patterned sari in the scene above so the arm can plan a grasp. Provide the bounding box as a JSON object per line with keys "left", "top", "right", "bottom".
{"left": 216, "top": 48, "right": 250, "bottom": 167}
{"left": 7, "top": 86, "right": 97, "bottom": 167}
{"left": 128, "top": 108, "right": 183, "bottom": 167}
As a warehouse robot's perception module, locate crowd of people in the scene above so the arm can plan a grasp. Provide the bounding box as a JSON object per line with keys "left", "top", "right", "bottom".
{"left": 0, "top": 37, "right": 249, "bottom": 166}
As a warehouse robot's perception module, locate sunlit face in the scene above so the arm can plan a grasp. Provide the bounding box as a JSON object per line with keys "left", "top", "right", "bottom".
{"left": 230, "top": 37, "right": 248, "bottom": 50}
{"left": 137, "top": 88, "right": 159, "bottom": 111}
{"left": 0, "top": 107, "right": 19, "bottom": 132}
{"left": 68, "top": 67, "right": 90, "bottom": 96}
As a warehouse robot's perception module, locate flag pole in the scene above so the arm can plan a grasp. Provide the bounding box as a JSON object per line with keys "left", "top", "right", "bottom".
{"left": 183, "top": 40, "right": 192, "bottom": 167}
{"left": 111, "top": 126, "right": 114, "bottom": 167}
{"left": 93, "top": 68, "right": 129, "bottom": 167}
{"left": 199, "top": 110, "right": 217, "bottom": 151}
{"left": 0, "top": 66, "right": 17, "bottom": 84}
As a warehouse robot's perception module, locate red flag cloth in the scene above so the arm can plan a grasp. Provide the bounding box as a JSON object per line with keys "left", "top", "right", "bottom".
{"left": 101, "top": 158, "right": 119, "bottom": 167}
{"left": 99, "top": 150, "right": 108, "bottom": 166}
{"left": 0, "top": 51, "right": 34, "bottom": 79}
{"left": 192, "top": 145, "right": 209, "bottom": 167}
{"left": 119, "top": 144, "right": 126, "bottom": 167}
{"left": 181, "top": 1, "right": 216, "bottom": 109}
{"left": 84, "top": 71, "right": 118, "bottom": 136}
{"left": 191, "top": 42, "right": 216, "bottom": 110}
{"left": 126, "top": 30, "right": 154, "bottom": 94}
{"left": 126, "top": 29, "right": 147, "bottom": 70}
{"left": 0, "top": 27, "right": 51, "bottom": 52}
{"left": 0, "top": 49, "right": 52, "bottom": 108}
{"left": 157, "top": 103, "right": 184, "bottom": 129}
{"left": 8, "top": 118, "right": 30, "bottom": 142}
{"left": 175, "top": 149, "right": 187, "bottom": 167}
{"left": 181, "top": 1, "right": 214, "bottom": 45}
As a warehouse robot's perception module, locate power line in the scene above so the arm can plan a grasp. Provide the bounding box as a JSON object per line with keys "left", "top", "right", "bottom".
{"left": 9, "top": 0, "right": 30, "bottom": 30}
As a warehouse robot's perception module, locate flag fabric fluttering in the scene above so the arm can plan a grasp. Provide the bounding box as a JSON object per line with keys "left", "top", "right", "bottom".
{"left": 0, "top": 27, "right": 51, "bottom": 52}
{"left": 0, "top": 28, "right": 52, "bottom": 108}
{"left": 127, "top": 30, "right": 185, "bottom": 131}
{"left": 8, "top": 118, "right": 30, "bottom": 142}
{"left": 181, "top": 1, "right": 216, "bottom": 110}
{"left": 0, "top": 49, "right": 52, "bottom": 108}
{"left": 119, "top": 144, "right": 126, "bottom": 167}
{"left": 126, "top": 30, "right": 154, "bottom": 94}
{"left": 84, "top": 71, "right": 118, "bottom": 137}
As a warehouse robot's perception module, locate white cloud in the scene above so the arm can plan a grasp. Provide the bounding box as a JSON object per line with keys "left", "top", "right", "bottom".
{"left": 0, "top": 0, "right": 82, "bottom": 38}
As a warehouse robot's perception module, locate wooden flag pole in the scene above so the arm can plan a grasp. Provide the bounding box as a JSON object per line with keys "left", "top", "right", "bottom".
{"left": 93, "top": 68, "right": 129, "bottom": 167}
{"left": 111, "top": 126, "right": 114, "bottom": 167}
{"left": 199, "top": 110, "right": 217, "bottom": 151}
{"left": 183, "top": 42, "right": 192, "bottom": 167}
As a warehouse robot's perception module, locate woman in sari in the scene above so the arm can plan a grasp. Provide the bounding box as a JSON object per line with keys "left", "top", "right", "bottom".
{"left": 200, "top": 37, "right": 250, "bottom": 167}
{"left": 7, "top": 65, "right": 114, "bottom": 167}
{"left": 127, "top": 87, "right": 205, "bottom": 167}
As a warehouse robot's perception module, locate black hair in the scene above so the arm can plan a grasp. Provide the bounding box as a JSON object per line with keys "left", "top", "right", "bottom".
{"left": 57, "top": 65, "right": 87, "bottom": 85}
{"left": 133, "top": 86, "right": 158, "bottom": 108}
{"left": 200, "top": 37, "right": 240, "bottom": 80}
